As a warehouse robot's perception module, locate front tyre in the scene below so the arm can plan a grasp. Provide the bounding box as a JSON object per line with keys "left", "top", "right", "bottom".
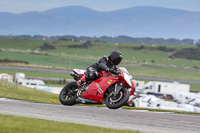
{"left": 105, "top": 88, "right": 129, "bottom": 109}
{"left": 59, "top": 82, "right": 78, "bottom": 106}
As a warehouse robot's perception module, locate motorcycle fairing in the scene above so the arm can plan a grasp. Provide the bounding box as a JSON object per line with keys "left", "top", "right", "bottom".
{"left": 81, "top": 76, "right": 120, "bottom": 103}
{"left": 73, "top": 69, "right": 85, "bottom": 77}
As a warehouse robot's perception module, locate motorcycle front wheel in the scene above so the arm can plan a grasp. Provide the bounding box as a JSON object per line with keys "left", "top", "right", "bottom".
{"left": 59, "top": 82, "right": 78, "bottom": 106}
{"left": 105, "top": 88, "right": 129, "bottom": 109}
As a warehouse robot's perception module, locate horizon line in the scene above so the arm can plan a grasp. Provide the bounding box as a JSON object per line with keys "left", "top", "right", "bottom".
{"left": 1, "top": 5, "right": 199, "bottom": 14}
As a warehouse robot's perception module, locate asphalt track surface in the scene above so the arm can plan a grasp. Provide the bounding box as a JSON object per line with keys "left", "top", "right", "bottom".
{"left": 0, "top": 99, "right": 200, "bottom": 133}
{"left": 1, "top": 66, "right": 200, "bottom": 84}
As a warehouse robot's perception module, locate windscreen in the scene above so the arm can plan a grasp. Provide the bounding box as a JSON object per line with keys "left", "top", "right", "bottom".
{"left": 119, "top": 67, "right": 132, "bottom": 79}
{"left": 119, "top": 67, "right": 129, "bottom": 75}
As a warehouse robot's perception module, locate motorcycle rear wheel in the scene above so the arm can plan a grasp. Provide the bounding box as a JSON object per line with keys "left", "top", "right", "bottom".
{"left": 105, "top": 88, "right": 129, "bottom": 109}
{"left": 59, "top": 82, "right": 78, "bottom": 106}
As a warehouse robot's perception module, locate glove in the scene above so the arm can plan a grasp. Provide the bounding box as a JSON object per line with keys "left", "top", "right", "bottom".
{"left": 113, "top": 70, "right": 120, "bottom": 75}
{"left": 106, "top": 68, "right": 119, "bottom": 75}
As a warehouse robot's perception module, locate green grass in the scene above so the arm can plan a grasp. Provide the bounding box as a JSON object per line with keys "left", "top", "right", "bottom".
{"left": 0, "top": 38, "right": 195, "bottom": 49}
{"left": 128, "top": 66, "right": 200, "bottom": 81}
{"left": 0, "top": 69, "right": 72, "bottom": 79}
{"left": 1, "top": 39, "right": 200, "bottom": 82}
{"left": 0, "top": 114, "right": 138, "bottom": 133}
{"left": 157, "top": 58, "right": 200, "bottom": 68}
{"left": 0, "top": 39, "right": 47, "bottom": 50}
{"left": 45, "top": 47, "right": 170, "bottom": 63}
{"left": 1, "top": 51, "right": 199, "bottom": 81}
{"left": 0, "top": 39, "right": 180, "bottom": 64}
{"left": 0, "top": 81, "right": 60, "bottom": 104}
{"left": 0, "top": 51, "right": 95, "bottom": 69}
{"left": 190, "top": 84, "right": 200, "bottom": 92}
{"left": 0, "top": 39, "right": 197, "bottom": 68}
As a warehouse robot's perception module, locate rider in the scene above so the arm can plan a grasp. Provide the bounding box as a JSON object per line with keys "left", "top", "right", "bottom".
{"left": 77, "top": 50, "right": 123, "bottom": 87}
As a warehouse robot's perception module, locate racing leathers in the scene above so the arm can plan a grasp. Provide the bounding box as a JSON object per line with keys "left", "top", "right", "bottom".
{"left": 77, "top": 56, "right": 118, "bottom": 86}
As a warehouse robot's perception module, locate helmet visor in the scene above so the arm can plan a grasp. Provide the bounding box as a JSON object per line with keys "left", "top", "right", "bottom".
{"left": 113, "top": 57, "right": 122, "bottom": 65}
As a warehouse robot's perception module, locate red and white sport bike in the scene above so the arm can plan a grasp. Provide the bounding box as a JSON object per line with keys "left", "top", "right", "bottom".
{"left": 59, "top": 67, "right": 135, "bottom": 109}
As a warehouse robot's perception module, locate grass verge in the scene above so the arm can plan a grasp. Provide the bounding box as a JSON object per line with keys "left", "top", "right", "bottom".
{"left": 0, "top": 69, "right": 72, "bottom": 79}
{"left": 122, "top": 106, "right": 200, "bottom": 115}
{"left": 0, "top": 114, "right": 139, "bottom": 133}
{"left": 0, "top": 81, "right": 60, "bottom": 104}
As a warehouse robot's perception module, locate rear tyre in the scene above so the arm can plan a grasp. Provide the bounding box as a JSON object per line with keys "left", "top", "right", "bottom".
{"left": 59, "top": 82, "right": 78, "bottom": 106}
{"left": 105, "top": 88, "right": 129, "bottom": 109}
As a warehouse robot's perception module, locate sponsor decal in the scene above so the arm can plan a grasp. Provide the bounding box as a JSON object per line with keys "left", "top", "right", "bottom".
{"left": 107, "top": 79, "right": 112, "bottom": 84}
{"left": 95, "top": 83, "right": 103, "bottom": 94}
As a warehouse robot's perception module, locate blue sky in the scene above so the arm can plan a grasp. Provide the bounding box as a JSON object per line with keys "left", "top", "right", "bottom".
{"left": 0, "top": 0, "right": 200, "bottom": 13}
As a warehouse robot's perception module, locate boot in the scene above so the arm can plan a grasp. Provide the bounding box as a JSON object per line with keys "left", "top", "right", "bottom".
{"left": 77, "top": 75, "right": 86, "bottom": 87}
{"left": 77, "top": 79, "right": 83, "bottom": 87}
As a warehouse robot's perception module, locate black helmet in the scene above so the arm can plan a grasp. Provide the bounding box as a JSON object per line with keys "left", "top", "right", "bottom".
{"left": 109, "top": 51, "right": 123, "bottom": 65}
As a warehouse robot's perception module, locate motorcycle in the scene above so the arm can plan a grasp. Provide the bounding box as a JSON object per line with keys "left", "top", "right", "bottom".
{"left": 59, "top": 67, "right": 135, "bottom": 109}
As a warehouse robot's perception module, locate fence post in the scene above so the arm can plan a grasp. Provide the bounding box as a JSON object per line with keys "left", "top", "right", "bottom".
{"left": 16, "top": 79, "right": 18, "bottom": 89}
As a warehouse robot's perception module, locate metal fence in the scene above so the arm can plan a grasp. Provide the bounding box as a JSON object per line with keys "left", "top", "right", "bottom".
{"left": 0, "top": 76, "right": 18, "bottom": 89}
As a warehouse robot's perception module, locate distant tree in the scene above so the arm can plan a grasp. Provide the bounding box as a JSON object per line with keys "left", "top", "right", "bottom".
{"left": 171, "top": 48, "right": 200, "bottom": 60}
{"left": 83, "top": 41, "right": 92, "bottom": 48}
{"left": 39, "top": 42, "right": 56, "bottom": 50}
{"left": 0, "top": 34, "right": 196, "bottom": 45}
{"left": 157, "top": 46, "right": 175, "bottom": 52}
{"left": 196, "top": 43, "right": 200, "bottom": 49}
{"left": 68, "top": 41, "right": 93, "bottom": 49}
{"left": 151, "top": 60, "right": 155, "bottom": 63}
{"left": 181, "top": 39, "right": 194, "bottom": 45}
{"left": 157, "top": 46, "right": 167, "bottom": 51}
{"left": 133, "top": 45, "right": 145, "bottom": 50}
{"left": 0, "top": 58, "right": 29, "bottom": 64}
{"left": 193, "top": 66, "right": 200, "bottom": 69}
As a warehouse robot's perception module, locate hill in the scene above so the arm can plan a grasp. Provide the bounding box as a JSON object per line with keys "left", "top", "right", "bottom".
{"left": 0, "top": 6, "right": 200, "bottom": 39}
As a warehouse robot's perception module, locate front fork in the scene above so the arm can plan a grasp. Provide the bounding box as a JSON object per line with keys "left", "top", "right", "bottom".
{"left": 110, "top": 83, "right": 124, "bottom": 97}
{"left": 115, "top": 83, "right": 124, "bottom": 94}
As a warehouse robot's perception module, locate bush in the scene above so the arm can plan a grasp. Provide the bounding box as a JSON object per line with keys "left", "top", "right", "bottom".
{"left": 157, "top": 46, "right": 175, "bottom": 52}
{"left": 171, "top": 48, "right": 200, "bottom": 60}
{"left": 68, "top": 41, "right": 93, "bottom": 48}
{"left": 39, "top": 43, "right": 56, "bottom": 50}
{"left": 0, "top": 58, "right": 29, "bottom": 64}
{"left": 133, "top": 45, "right": 145, "bottom": 50}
